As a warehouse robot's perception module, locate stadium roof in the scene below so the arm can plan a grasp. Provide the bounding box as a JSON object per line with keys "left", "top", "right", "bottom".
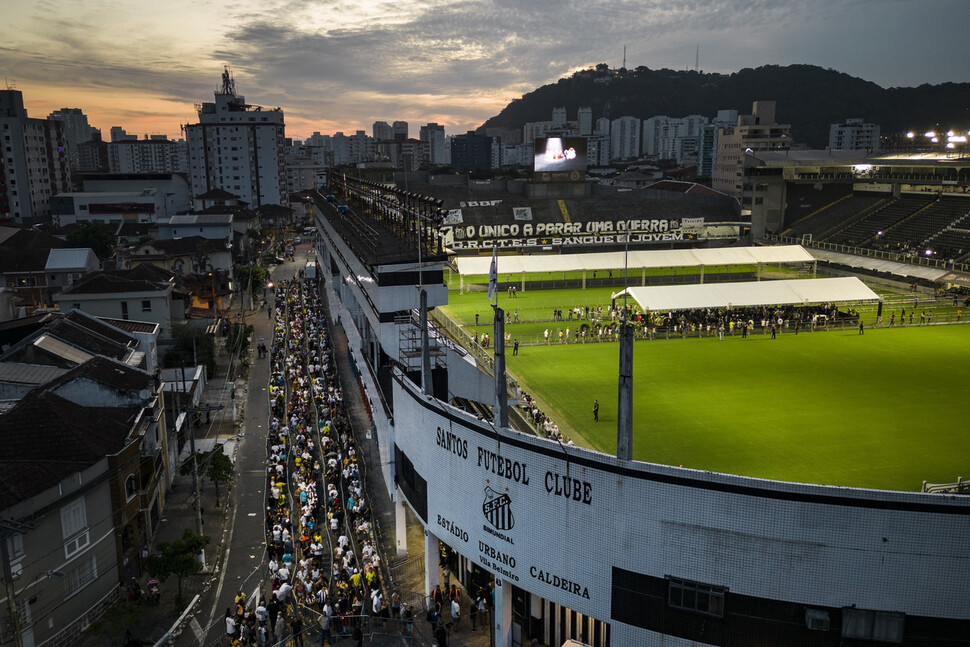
{"left": 454, "top": 245, "right": 815, "bottom": 276}
{"left": 613, "top": 277, "right": 880, "bottom": 312}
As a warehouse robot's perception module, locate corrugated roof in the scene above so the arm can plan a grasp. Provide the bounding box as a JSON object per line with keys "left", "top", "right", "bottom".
{"left": 32, "top": 334, "right": 93, "bottom": 365}
{"left": 0, "top": 362, "right": 69, "bottom": 385}
{"left": 45, "top": 248, "right": 96, "bottom": 271}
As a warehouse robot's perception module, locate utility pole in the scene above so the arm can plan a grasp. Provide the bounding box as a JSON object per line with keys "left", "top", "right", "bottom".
{"left": 174, "top": 359, "right": 205, "bottom": 567}
{"left": 1, "top": 519, "right": 34, "bottom": 647}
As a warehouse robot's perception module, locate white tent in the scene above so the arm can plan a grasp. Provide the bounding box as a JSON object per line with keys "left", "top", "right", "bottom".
{"left": 613, "top": 277, "right": 880, "bottom": 312}
{"left": 454, "top": 245, "right": 815, "bottom": 276}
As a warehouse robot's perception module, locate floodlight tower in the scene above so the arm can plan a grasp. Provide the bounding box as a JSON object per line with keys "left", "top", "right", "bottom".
{"left": 617, "top": 231, "right": 635, "bottom": 461}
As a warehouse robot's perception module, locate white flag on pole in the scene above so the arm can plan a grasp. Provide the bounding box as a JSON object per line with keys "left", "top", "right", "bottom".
{"left": 487, "top": 247, "right": 498, "bottom": 302}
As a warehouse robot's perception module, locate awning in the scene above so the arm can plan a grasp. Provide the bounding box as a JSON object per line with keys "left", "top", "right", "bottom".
{"left": 612, "top": 277, "right": 880, "bottom": 312}
{"left": 454, "top": 245, "right": 815, "bottom": 276}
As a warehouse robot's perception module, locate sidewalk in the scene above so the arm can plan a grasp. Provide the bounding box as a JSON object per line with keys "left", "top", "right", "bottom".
{"left": 76, "top": 310, "right": 254, "bottom": 646}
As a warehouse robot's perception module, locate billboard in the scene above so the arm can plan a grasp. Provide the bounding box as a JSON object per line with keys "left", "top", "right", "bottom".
{"left": 534, "top": 137, "right": 587, "bottom": 173}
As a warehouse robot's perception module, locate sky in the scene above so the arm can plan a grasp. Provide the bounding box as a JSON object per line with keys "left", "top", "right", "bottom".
{"left": 1, "top": 0, "right": 968, "bottom": 141}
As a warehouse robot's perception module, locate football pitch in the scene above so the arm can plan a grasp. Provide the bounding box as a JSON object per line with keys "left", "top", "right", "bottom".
{"left": 443, "top": 292, "right": 970, "bottom": 492}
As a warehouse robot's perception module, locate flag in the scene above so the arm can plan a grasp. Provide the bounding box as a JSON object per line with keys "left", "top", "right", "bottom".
{"left": 487, "top": 247, "right": 498, "bottom": 302}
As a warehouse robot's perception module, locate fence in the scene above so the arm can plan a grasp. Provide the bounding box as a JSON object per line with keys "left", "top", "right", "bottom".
{"left": 922, "top": 477, "right": 970, "bottom": 494}
{"left": 765, "top": 233, "right": 970, "bottom": 273}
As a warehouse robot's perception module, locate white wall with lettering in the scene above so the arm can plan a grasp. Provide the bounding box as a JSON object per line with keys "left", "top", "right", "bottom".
{"left": 392, "top": 374, "right": 970, "bottom": 639}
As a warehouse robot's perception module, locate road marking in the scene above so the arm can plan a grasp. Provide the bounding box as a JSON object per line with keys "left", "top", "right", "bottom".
{"left": 207, "top": 493, "right": 239, "bottom": 631}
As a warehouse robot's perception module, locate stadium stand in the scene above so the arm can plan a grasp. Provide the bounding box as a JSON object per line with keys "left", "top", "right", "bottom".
{"left": 782, "top": 192, "right": 887, "bottom": 239}
{"left": 926, "top": 208, "right": 970, "bottom": 261}
{"left": 410, "top": 179, "right": 739, "bottom": 232}
{"left": 876, "top": 195, "right": 970, "bottom": 254}
{"left": 823, "top": 194, "right": 935, "bottom": 246}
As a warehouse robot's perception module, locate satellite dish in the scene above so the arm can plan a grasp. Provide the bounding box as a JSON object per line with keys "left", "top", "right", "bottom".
{"left": 138, "top": 389, "right": 151, "bottom": 399}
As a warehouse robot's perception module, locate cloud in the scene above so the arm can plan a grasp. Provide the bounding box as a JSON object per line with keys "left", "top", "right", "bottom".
{"left": 1, "top": 0, "right": 967, "bottom": 139}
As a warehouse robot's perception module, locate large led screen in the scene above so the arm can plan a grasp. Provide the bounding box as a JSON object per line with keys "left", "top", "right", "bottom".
{"left": 534, "top": 137, "right": 588, "bottom": 173}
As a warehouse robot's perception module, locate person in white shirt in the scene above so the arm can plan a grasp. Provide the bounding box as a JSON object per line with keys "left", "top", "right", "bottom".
{"left": 451, "top": 597, "right": 461, "bottom": 630}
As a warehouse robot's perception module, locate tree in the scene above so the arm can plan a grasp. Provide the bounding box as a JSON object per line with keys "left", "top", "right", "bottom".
{"left": 164, "top": 323, "right": 216, "bottom": 377}
{"left": 67, "top": 222, "right": 117, "bottom": 261}
{"left": 85, "top": 599, "right": 143, "bottom": 646}
{"left": 234, "top": 265, "right": 270, "bottom": 297}
{"left": 181, "top": 443, "right": 234, "bottom": 506}
{"left": 144, "top": 529, "right": 210, "bottom": 606}
{"left": 225, "top": 322, "right": 253, "bottom": 359}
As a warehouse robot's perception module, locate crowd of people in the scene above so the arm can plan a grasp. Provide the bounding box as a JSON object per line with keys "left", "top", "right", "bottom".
{"left": 225, "top": 278, "right": 396, "bottom": 646}
{"left": 520, "top": 391, "right": 573, "bottom": 446}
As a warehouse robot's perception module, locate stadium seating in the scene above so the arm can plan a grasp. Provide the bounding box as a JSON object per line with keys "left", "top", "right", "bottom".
{"left": 877, "top": 196, "right": 970, "bottom": 253}
{"left": 925, "top": 208, "right": 970, "bottom": 260}
{"left": 823, "top": 195, "right": 935, "bottom": 246}
{"left": 783, "top": 193, "right": 886, "bottom": 239}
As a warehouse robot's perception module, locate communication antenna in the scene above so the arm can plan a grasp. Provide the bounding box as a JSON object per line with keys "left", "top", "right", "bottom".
{"left": 622, "top": 45, "right": 627, "bottom": 69}
{"left": 695, "top": 44, "right": 699, "bottom": 71}
{"left": 220, "top": 65, "right": 236, "bottom": 96}
{"left": 3, "top": 77, "right": 16, "bottom": 91}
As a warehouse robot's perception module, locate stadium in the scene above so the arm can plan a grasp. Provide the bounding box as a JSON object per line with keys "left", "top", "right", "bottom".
{"left": 307, "top": 152, "right": 970, "bottom": 646}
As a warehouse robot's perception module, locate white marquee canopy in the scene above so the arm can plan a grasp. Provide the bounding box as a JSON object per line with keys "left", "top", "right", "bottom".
{"left": 454, "top": 245, "right": 815, "bottom": 276}
{"left": 612, "top": 277, "right": 880, "bottom": 312}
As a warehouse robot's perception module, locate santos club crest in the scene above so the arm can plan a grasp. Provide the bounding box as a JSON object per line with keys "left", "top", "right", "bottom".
{"left": 483, "top": 485, "right": 514, "bottom": 530}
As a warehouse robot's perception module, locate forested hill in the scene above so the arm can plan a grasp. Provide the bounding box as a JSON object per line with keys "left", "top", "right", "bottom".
{"left": 478, "top": 64, "right": 970, "bottom": 149}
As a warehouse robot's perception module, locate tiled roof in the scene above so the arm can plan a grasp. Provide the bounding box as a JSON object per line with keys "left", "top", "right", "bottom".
{"left": 166, "top": 214, "right": 233, "bottom": 226}
{"left": 0, "top": 390, "right": 139, "bottom": 509}
{"left": 197, "top": 205, "right": 258, "bottom": 220}
{"left": 125, "top": 264, "right": 175, "bottom": 282}
{"left": 42, "top": 354, "right": 153, "bottom": 393}
{"left": 117, "top": 222, "right": 157, "bottom": 238}
{"left": 60, "top": 266, "right": 173, "bottom": 295}
{"left": 0, "top": 229, "right": 70, "bottom": 273}
{"left": 64, "top": 309, "right": 137, "bottom": 346}
{"left": 138, "top": 236, "right": 213, "bottom": 257}
{"left": 195, "top": 188, "right": 237, "bottom": 200}
{"left": 98, "top": 317, "right": 159, "bottom": 335}
{"left": 257, "top": 204, "right": 294, "bottom": 217}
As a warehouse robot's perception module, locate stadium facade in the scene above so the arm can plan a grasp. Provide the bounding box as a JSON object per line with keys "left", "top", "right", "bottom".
{"left": 310, "top": 180, "right": 970, "bottom": 646}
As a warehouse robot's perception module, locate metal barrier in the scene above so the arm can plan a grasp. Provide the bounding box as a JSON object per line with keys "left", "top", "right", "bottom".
{"left": 766, "top": 233, "right": 970, "bottom": 273}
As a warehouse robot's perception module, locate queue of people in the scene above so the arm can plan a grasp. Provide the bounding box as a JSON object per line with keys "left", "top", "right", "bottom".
{"left": 225, "top": 278, "right": 394, "bottom": 646}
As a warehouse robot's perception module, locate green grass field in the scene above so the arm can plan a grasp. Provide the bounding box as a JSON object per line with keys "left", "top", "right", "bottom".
{"left": 441, "top": 287, "right": 970, "bottom": 492}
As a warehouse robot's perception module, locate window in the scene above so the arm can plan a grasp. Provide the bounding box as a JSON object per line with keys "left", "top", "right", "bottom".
{"left": 121, "top": 301, "right": 129, "bottom": 320}
{"left": 667, "top": 577, "right": 725, "bottom": 617}
{"left": 141, "top": 300, "right": 152, "bottom": 312}
{"left": 125, "top": 474, "right": 138, "bottom": 500}
{"left": 61, "top": 497, "right": 89, "bottom": 558}
{"left": 66, "top": 555, "right": 98, "bottom": 597}
{"left": 842, "top": 608, "right": 904, "bottom": 643}
{"left": 5, "top": 533, "right": 24, "bottom": 561}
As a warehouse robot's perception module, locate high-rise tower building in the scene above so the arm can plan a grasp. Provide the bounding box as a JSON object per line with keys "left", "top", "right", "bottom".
{"left": 610, "top": 116, "right": 641, "bottom": 160}
{"left": 47, "top": 108, "right": 97, "bottom": 170}
{"left": 372, "top": 121, "right": 393, "bottom": 141}
{"left": 420, "top": 123, "right": 448, "bottom": 165}
{"left": 577, "top": 107, "right": 593, "bottom": 136}
{"left": 184, "top": 68, "right": 286, "bottom": 207}
{"left": 713, "top": 101, "right": 791, "bottom": 203}
{"left": 1, "top": 90, "right": 71, "bottom": 224}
